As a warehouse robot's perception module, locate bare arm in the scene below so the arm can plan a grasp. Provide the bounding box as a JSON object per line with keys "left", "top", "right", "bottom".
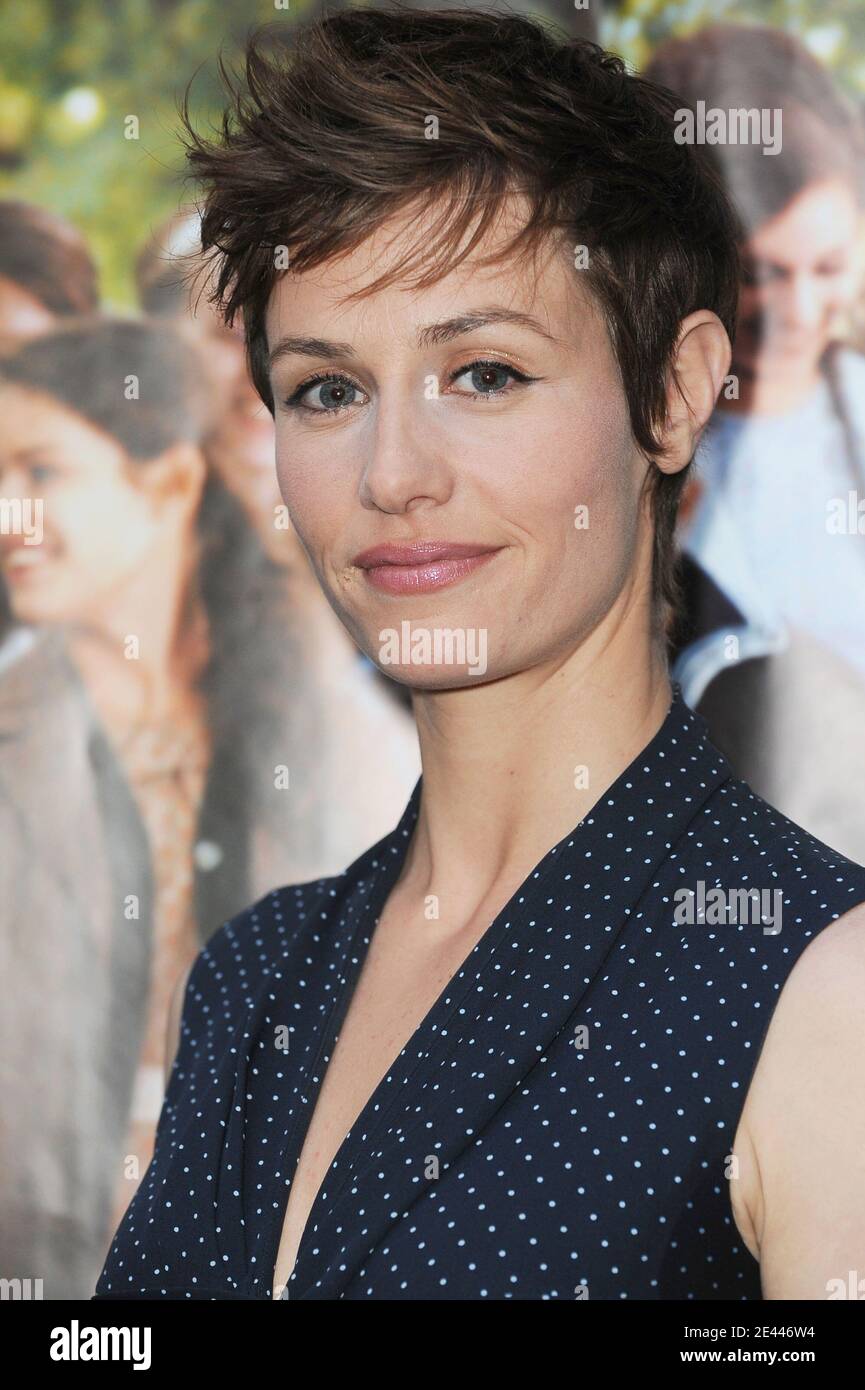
{"left": 743, "top": 902, "right": 865, "bottom": 1299}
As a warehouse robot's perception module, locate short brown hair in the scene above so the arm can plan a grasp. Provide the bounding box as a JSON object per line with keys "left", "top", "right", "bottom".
{"left": 0, "top": 316, "right": 210, "bottom": 454}
{"left": 0, "top": 200, "right": 99, "bottom": 316}
{"left": 646, "top": 25, "right": 865, "bottom": 235}
{"left": 181, "top": 4, "right": 741, "bottom": 638}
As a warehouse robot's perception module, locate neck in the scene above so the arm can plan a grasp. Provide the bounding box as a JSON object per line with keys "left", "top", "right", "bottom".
{"left": 66, "top": 521, "right": 208, "bottom": 728}
{"left": 719, "top": 357, "right": 823, "bottom": 417}
{"left": 400, "top": 616, "right": 671, "bottom": 929}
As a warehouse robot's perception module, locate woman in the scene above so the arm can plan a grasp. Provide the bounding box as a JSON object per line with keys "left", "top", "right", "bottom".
{"left": 136, "top": 204, "right": 414, "bottom": 717}
{"left": 94, "top": 8, "right": 865, "bottom": 1302}
{"left": 136, "top": 206, "right": 294, "bottom": 567}
{"left": 648, "top": 27, "right": 865, "bottom": 864}
{"left": 0, "top": 316, "right": 416, "bottom": 1298}
{"left": 0, "top": 199, "right": 99, "bottom": 350}
{"left": 0, "top": 199, "right": 101, "bottom": 648}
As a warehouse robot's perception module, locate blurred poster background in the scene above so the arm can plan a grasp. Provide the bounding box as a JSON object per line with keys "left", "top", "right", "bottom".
{"left": 0, "top": 0, "right": 863, "bottom": 1299}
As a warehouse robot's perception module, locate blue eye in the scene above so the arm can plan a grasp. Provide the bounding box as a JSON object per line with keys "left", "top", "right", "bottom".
{"left": 450, "top": 359, "right": 532, "bottom": 397}
{"left": 283, "top": 373, "right": 364, "bottom": 414}
{"left": 281, "top": 357, "right": 536, "bottom": 417}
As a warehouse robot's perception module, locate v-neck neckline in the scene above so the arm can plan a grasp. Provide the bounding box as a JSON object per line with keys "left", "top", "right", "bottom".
{"left": 267, "top": 799, "right": 421, "bottom": 1298}
{"left": 265, "top": 681, "right": 717, "bottom": 1300}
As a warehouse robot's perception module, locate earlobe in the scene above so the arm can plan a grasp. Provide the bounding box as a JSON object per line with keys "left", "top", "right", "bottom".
{"left": 655, "top": 311, "right": 732, "bottom": 475}
{"left": 145, "top": 442, "right": 208, "bottom": 508}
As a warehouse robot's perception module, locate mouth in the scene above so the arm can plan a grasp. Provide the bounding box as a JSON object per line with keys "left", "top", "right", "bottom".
{"left": 352, "top": 541, "right": 503, "bottom": 596}
{"left": 0, "top": 544, "right": 56, "bottom": 581}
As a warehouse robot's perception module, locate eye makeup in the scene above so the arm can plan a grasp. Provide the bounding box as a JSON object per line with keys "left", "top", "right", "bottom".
{"left": 279, "top": 357, "right": 541, "bottom": 417}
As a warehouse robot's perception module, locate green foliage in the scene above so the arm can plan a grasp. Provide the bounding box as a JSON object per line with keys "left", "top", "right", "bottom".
{"left": 2, "top": 0, "right": 862, "bottom": 306}
{"left": 0, "top": 0, "right": 319, "bottom": 306}
{"left": 603, "top": 0, "right": 865, "bottom": 90}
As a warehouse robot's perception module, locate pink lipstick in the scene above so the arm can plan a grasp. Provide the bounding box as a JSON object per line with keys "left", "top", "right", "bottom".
{"left": 352, "top": 540, "right": 502, "bottom": 595}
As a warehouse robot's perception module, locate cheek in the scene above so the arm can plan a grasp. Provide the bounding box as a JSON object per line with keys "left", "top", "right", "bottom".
{"left": 516, "top": 391, "right": 639, "bottom": 577}
{"left": 62, "top": 488, "right": 158, "bottom": 576}
{"left": 821, "top": 273, "right": 856, "bottom": 315}
{"left": 274, "top": 440, "right": 347, "bottom": 570}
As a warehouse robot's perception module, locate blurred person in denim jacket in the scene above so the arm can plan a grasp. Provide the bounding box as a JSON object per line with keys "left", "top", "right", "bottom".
{"left": 648, "top": 26, "right": 865, "bottom": 863}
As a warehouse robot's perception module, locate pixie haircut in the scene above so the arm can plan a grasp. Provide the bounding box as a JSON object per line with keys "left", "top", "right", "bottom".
{"left": 181, "top": 5, "right": 741, "bottom": 637}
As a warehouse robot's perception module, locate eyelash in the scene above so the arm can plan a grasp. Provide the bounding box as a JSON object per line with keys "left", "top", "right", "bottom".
{"left": 281, "top": 358, "right": 537, "bottom": 417}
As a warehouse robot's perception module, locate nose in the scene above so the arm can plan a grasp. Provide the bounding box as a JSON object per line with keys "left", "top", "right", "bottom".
{"left": 359, "top": 382, "right": 453, "bottom": 514}
{"left": 775, "top": 272, "right": 825, "bottom": 332}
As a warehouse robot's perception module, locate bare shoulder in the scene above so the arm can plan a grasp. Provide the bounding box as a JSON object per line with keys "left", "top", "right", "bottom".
{"left": 731, "top": 899, "right": 865, "bottom": 1298}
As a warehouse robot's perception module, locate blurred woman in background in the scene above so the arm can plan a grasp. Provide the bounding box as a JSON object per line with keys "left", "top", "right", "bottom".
{"left": 0, "top": 199, "right": 101, "bottom": 649}
{"left": 0, "top": 316, "right": 417, "bottom": 1297}
{"left": 648, "top": 26, "right": 865, "bottom": 863}
{"left": 136, "top": 207, "right": 414, "bottom": 714}
{"left": 0, "top": 200, "right": 99, "bottom": 350}
{"left": 136, "top": 208, "right": 289, "bottom": 565}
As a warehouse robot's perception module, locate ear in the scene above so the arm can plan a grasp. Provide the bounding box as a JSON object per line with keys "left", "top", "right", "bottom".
{"left": 140, "top": 442, "right": 208, "bottom": 510}
{"left": 656, "top": 311, "right": 732, "bottom": 475}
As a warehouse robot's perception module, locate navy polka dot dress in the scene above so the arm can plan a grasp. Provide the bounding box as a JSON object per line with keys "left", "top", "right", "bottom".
{"left": 93, "top": 683, "right": 865, "bottom": 1300}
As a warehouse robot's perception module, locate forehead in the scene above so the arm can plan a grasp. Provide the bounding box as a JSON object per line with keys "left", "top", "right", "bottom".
{"left": 0, "top": 383, "right": 108, "bottom": 453}
{"left": 264, "top": 194, "right": 596, "bottom": 349}
{"left": 0, "top": 276, "right": 55, "bottom": 343}
{"left": 748, "top": 178, "right": 860, "bottom": 261}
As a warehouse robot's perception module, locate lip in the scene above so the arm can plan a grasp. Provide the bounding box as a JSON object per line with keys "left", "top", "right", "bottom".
{"left": 353, "top": 541, "right": 503, "bottom": 595}
{"left": 0, "top": 543, "right": 56, "bottom": 580}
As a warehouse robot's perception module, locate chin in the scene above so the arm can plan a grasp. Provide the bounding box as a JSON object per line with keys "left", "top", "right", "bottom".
{"left": 10, "top": 610, "right": 60, "bottom": 629}
{"left": 364, "top": 616, "right": 491, "bottom": 683}
{"left": 370, "top": 661, "right": 496, "bottom": 691}
{"left": 5, "top": 594, "right": 62, "bottom": 625}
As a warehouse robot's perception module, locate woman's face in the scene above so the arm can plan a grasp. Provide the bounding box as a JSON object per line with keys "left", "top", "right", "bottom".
{"left": 194, "top": 300, "right": 276, "bottom": 484}
{"left": 184, "top": 297, "right": 293, "bottom": 567}
{"left": 0, "top": 384, "right": 174, "bottom": 625}
{"left": 266, "top": 202, "right": 651, "bottom": 688}
{"left": 735, "top": 177, "right": 861, "bottom": 383}
{"left": 0, "top": 275, "right": 55, "bottom": 355}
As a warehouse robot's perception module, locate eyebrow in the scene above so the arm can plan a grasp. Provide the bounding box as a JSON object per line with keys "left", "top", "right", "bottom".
{"left": 2, "top": 445, "right": 61, "bottom": 464}
{"left": 268, "top": 307, "right": 559, "bottom": 369}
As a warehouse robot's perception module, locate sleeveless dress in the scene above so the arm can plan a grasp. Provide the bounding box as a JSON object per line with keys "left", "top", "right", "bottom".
{"left": 93, "top": 683, "right": 865, "bottom": 1300}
